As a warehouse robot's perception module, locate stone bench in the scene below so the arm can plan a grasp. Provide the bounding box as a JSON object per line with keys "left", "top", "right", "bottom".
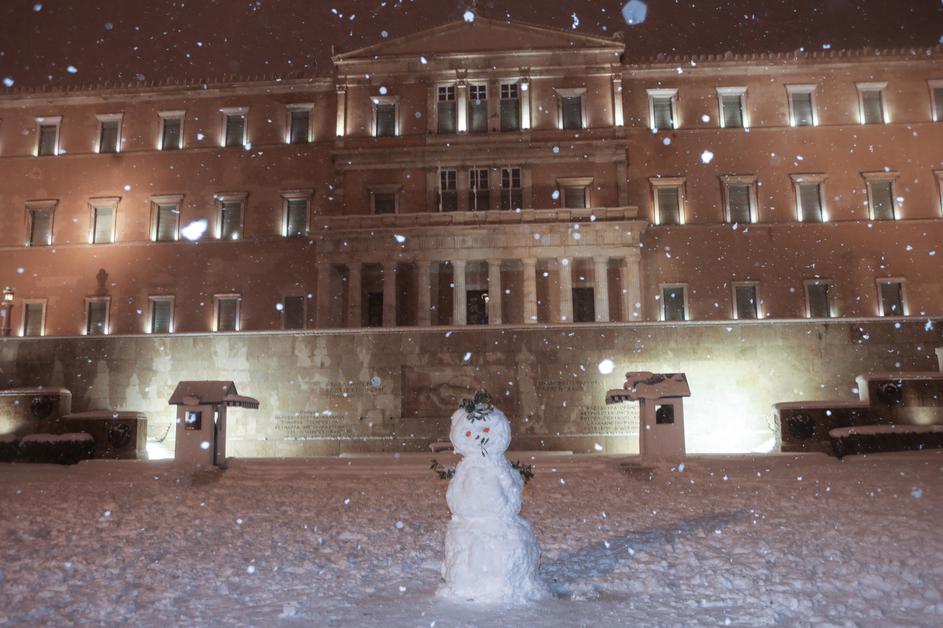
{"left": 774, "top": 401, "right": 871, "bottom": 453}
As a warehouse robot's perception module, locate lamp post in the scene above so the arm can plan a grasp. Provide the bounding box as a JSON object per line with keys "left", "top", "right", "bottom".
{"left": 1, "top": 287, "right": 14, "bottom": 337}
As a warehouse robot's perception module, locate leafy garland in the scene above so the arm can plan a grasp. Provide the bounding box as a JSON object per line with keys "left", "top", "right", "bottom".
{"left": 430, "top": 458, "right": 535, "bottom": 484}
{"left": 459, "top": 388, "right": 494, "bottom": 422}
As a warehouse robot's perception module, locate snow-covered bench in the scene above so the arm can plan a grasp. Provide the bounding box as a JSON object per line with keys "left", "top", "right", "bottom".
{"left": 829, "top": 425, "right": 943, "bottom": 458}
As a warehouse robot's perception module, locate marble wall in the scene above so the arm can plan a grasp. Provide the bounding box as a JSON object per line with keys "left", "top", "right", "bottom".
{"left": 0, "top": 319, "right": 939, "bottom": 457}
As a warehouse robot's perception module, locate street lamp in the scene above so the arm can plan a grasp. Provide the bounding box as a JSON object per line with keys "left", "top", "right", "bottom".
{"left": 1, "top": 287, "right": 14, "bottom": 337}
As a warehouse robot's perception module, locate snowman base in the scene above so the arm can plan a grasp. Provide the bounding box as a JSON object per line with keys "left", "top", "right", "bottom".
{"left": 438, "top": 514, "right": 548, "bottom": 604}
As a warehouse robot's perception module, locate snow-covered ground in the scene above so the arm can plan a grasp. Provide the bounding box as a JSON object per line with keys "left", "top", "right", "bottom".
{"left": 1, "top": 451, "right": 941, "bottom": 627}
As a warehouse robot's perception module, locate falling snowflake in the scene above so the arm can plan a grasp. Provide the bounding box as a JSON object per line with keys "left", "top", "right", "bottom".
{"left": 463, "top": 10, "right": 475, "bottom": 23}
{"left": 181, "top": 219, "right": 208, "bottom": 241}
{"left": 701, "top": 150, "right": 714, "bottom": 164}
{"left": 66, "top": 65, "right": 78, "bottom": 74}
{"left": 622, "top": 0, "right": 648, "bottom": 25}
{"left": 597, "top": 359, "right": 615, "bottom": 374}
{"left": 2, "top": 77, "right": 13, "bottom": 88}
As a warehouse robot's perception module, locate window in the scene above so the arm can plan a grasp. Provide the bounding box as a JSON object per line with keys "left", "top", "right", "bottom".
{"left": 373, "top": 99, "right": 397, "bottom": 137}
{"left": 877, "top": 279, "right": 905, "bottom": 317}
{"left": 501, "top": 167, "right": 522, "bottom": 210}
{"left": 805, "top": 281, "right": 833, "bottom": 318}
{"left": 149, "top": 297, "right": 174, "bottom": 334}
{"left": 931, "top": 81, "right": 943, "bottom": 122}
{"left": 651, "top": 178, "right": 685, "bottom": 225}
{"left": 85, "top": 298, "right": 110, "bottom": 335}
{"left": 791, "top": 175, "right": 827, "bottom": 223}
{"left": 89, "top": 197, "right": 118, "bottom": 244}
{"left": 26, "top": 201, "right": 55, "bottom": 246}
{"left": 439, "top": 169, "right": 457, "bottom": 211}
{"left": 36, "top": 117, "right": 61, "bottom": 156}
{"left": 717, "top": 87, "right": 747, "bottom": 128}
{"left": 558, "top": 177, "right": 592, "bottom": 210}
{"left": 786, "top": 85, "right": 816, "bottom": 127}
{"left": 469, "top": 84, "right": 488, "bottom": 133}
{"left": 469, "top": 168, "right": 489, "bottom": 210}
{"left": 96, "top": 114, "right": 122, "bottom": 153}
{"left": 217, "top": 193, "right": 246, "bottom": 240}
{"left": 437, "top": 86, "right": 456, "bottom": 134}
{"left": 221, "top": 107, "right": 248, "bottom": 147}
{"left": 215, "top": 295, "right": 240, "bottom": 331}
{"left": 863, "top": 173, "right": 897, "bottom": 221}
{"left": 282, "top": 295, "right": 306, "bottom": 330}
{"left": 370, "top": 185, "right": 400, "bottom": 214}
{"left": 647, "top": 89, "right": 677, "bottom": 130}
{"left": 152, "top": 195, "right": 182, "bottom": 241}
{"left": 281, "top": 190, "right": 312, "bottom": 238}
{"left": 661, "top": 285, "right": 687, "bottom": 322}
{"left": 558, "top": 90, "right": 584, "bottom": 130}
{"left": 733, "top": 283, "right": 759, "bottom": 319}
{"left": 500, "top": 83, "right": 520, "bottom": 131}
{"left": 722, "top": 176, "right": 756, "bottom": 224}
{"left": 857, "top": 83, "right": 886, "bottom": 125}
{"left": 287, "top": 104, "right": 313, "bottom": 144}
{"left": 22, "top": 301, "right": 46, "bottom": 337}
{"left": 159, "top": 111, "right": 184, "bottom": 150}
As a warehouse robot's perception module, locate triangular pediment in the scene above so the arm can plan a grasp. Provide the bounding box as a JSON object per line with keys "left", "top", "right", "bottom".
{"left": 334, "top": 16, "right": 623, "bottom": 62}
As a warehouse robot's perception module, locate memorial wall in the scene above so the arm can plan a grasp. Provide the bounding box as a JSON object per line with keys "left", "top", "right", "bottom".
{"left": 0, "top": 319, "right": 939, "bottom": 457}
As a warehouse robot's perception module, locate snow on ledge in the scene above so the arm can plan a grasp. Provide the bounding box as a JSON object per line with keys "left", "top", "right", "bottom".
{"left": 20, "top": 432, "right": 93, "bottom": 443}
{"left": 830, "top": 425, "right": 943, "bottom": 437}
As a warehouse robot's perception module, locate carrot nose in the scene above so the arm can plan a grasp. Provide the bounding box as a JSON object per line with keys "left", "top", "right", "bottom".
{"left": 483, "top": 427, "right": 490, "bottom": 433}
{"left": 465, "top": 431, "right": 471, "bottom": 438}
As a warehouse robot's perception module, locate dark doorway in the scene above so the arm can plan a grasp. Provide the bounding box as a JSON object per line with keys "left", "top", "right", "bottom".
{"left": 366, "top": 292, "right": 383, "bottom": 327}
{"left": 573, "top": 287, "right": 596, "bottom": 323}
{"left": 467, "top": 290, "right": 488, "bottom": 325}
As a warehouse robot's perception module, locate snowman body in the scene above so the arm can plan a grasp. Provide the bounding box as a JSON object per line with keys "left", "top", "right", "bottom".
{"left": 439, "top": 404, "right": 547, "bottom": 604}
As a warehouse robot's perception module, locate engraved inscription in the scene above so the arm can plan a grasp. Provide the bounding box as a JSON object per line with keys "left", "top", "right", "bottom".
{"left": 577, "top": 405, "right": 639, "bottom": 435}
{"left": 272, "top": 413, "right": 353, "bottom": 439}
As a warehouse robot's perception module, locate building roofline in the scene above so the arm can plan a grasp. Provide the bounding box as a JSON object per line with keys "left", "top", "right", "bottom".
{"left": 626, "top": 44, "right": 943, "bottom": 69}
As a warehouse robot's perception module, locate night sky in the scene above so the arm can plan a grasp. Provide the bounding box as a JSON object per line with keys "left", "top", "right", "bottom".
{"left": 0, "top": 0, "right": 941, "bottom": 90}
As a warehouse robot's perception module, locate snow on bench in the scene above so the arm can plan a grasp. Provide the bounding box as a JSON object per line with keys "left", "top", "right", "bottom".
{"left": 20, "top": 432, "right": 94, "bottom": 443}
{"left": 830, "top": 425, "right": 943, "bottom": 438}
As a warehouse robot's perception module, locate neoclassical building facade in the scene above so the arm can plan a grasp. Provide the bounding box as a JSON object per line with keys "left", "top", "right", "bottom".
{"left": 1, "top": 17, "right": 942, "bottom": 337}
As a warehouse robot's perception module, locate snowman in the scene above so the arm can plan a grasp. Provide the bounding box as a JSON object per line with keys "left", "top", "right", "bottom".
{"left": 438, "top": 390, "right": 548, "bottom": 604}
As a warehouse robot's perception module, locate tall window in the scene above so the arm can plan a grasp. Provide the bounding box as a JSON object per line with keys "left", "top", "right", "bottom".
{"left": 651, "top": 179, "right": 685, "bottom": 225}
{"left": 287, "top": 104, "right": 312, "bottom": 144}
{"left": 152, "top": 198, "right": 181, "bottom": 242}
{"left": 437, "top": 86, "right": 456, "bottom": 134}
{"left": 857, "top": 83, "right": 886, "bottom": 125}
{"left": 282, "top": 295, "right": 306, "bottom": 330}
{"left": 215, "top": 295, "right": 240, "bottom": 332}
{"left": 661, "top": 285, "right": 687, "bottom": 322}
{"left": 722, "top": 177, "right": 756, "bottom": 224}
{"left": 217, "top": 194, "right": 246, "bottom": 240}
{"left": 787, "top": 85, "right": 816, "bottom": 127}
{"left": 97, "top": 114, "right": 122, "bottom": 153}
{"left": 22, "top": 302, "right": 46, "bottom": 337}
{"left": 36, "top": 117, "right": 61, "bottom": 156}
{"left": 501, "top": 167, "right": 522, "bottom": 210}
{"left": 439, "top": 169, "right": 458, "bottom": 211}
{"left": 159, "top": 111, "right": 184, "bottom": 150}
{"left": 559, "top": 92, "right": 584, "bottom": 130}
{"left": 469, "top": 168, "right": 489, "bottom": 210}
{"left": 931, "top": 81, "right": 943, "bottom": 122}
{"left": 374, "top": 100, "right": 397, "bottom": 137}
{"left": 648, "top": 89, "right": 677, "bottom": 130}
{"left": 469, "top": 84, "right": 488, "bottom": 133}
{"left": 222, "top": 107, "right": 248, "bottom": 147}
{"left": 718, "top": 87, "right": 746, "bottom": 128}
{"left": 877, "top": 279, "right": 905, "bottom": 317}
{"left": 500, "top": 83, "right": 520, "bottom": 132}
{"left": 791, "top": 175, "right": 827, "bottom": 223}
{"left": 805, "top": 281, "right": 833, "bottom": 318}
{"left": 85, "top": 298, "right": 110, "bottom": 335}
{"left": 863, "top": 174, "right": 897, "bottom": 220}
{"left": 281, "top": 191, "right": 312, "bottom": 238}
{"left": 149, "top": 297, "right": 174, "bottom": 334}
{"left": 27, "top": 203, "right": 55, "bottom": 246}
{"left": 733, "top": 283, "right": 759, "bottom": 319}
{"left": 90, "top": 198, "right": 118, "bottom": 244}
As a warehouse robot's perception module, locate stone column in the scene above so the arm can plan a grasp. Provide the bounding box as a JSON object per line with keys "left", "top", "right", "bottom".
{"left": 417, "top": 260, "right": 432, "bottom": 326}
{"left": 522, "top": 257, "right": 538, "bottom": 324}
{"left": 452, "top": 260, "right": 467, "bottom": 325}
{"left": 593, "top": 256, "right": 610, "bottom": 322}
{"left": 316, "top": 263, "right": 332, "bottom": 328}
{"left": 487, "top": 259, "right": 503, "bottom": 325}
{"left": 383, "top": 261, "right": 397, "bottom": 327}
{"left": 558, "top": 258, "right": 573, "bottom": 323}
{"left": 623, "top": 250, "right": 642, "bottom": 321}
{"left": 335, "top": 86, "right": 347, "bottom": 137}
{"left": 347, "top": 262, "right": 362, "bottom": 328}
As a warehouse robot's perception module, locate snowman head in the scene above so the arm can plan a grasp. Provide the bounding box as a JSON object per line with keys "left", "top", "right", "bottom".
{"left": 449, "top": 391, "right": 512, "bottom": 459}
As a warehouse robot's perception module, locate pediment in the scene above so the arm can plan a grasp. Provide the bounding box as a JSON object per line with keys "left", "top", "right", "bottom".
{"left": 334, "top": 16, "right": 623, "bottom": 62}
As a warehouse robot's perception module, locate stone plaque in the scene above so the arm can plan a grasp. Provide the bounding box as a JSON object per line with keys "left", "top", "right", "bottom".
{"left": 271, "top": 413, "right": 353, "bottom": 439}
{"left": 576, "top": 404, "right": 639, "bottom": 435}
{"left": 402, "top": 366, "right": 520, "bottom": 418}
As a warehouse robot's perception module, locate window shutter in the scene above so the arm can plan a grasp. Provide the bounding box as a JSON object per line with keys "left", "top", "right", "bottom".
{"left": 561, "top": 96, "right": 582, "bottom": 130}
{"left": 376, "top": 104, "right": 396, "bottom": 136}
{"left": 162, "top": 118, "right": 181, "bottom": 150}
{"left": 807, "top": 283, "right": 831, "bottom": 318}
{"left": 283, "top": 296, "right": 305, "bottom": 330}
{"left": 798, "top": 184, "right": 823, "bottom": 222}
{"left": 791, "top": 92, "right": 814, "bottom": 126}
{"left": 225, "top": 114, "right": 245, "bottom": 146}
{"left": 563, "top": 186, "right": 586, "bottom": 209}
{"left": 373, "top": 193, "right": 396, "bottom": 214}
{"left": 861, "top": 91, "right": 884, "bottom": 124}
{"left": 656, "top": 187, "right": 681, "bottom": 224}
{"left": 30, "top": 210, "right": 52, "bottom": 245}
{"left": 286, "top": 199, "right": 308, "bottom": 237}
{"left": 935, "top": 88, "right": 943, "bottom": 121}
{"left": 38, "top": 125, "right": 57, "bottom": 155}
{"left": 437, "top": 101, "right": 456, "bottom": 134}
{"left": 722, "top": 95, "right": 743, "bottom": 128}
{"left": 289, "top": 110, "right": 309, "bottom": 144}
{"left": 220, "top": 201, "right": 241, "bottom": 239}
{"left": 217, "top": 298, "right": 238, "bottom": 331}
{"left": 500, "top": 90, "right": 520, "bottom": 131}
{"left": 652, "top": 97, "right": 673, "bottom": 129}
{"left": 99, "top": 120, "right": 119, "bottom": 153}
{"left": 869, "top": 181, "right": 894, "bottom": 220}
{"left": 735, "top": 285, "right": 758, "bottom": 319}
{"left": 151, "top": 300, "right": 172, "bottom": 333}
{"left": 87, "top": 301, "right": 108, "bottom": 335}
{"left": 879, "top": 282, "right": 903, "bottom": 316}
{"left": 24, "top": 303, "right": 44, "bottom": 337}
{"left": 727, "top": 185, "right": 752, "bottom": 223}
{"left": 93, "top": 206, "right": 114, "bottom": 243}
{"left": 156, "top": 205, "right": 178, "bottom": 241}
{"left": 469, "top": 89, "right": 488, "bottom": 132}
{"left": 662, "top": 287, "right": 686, "bottom": 321}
